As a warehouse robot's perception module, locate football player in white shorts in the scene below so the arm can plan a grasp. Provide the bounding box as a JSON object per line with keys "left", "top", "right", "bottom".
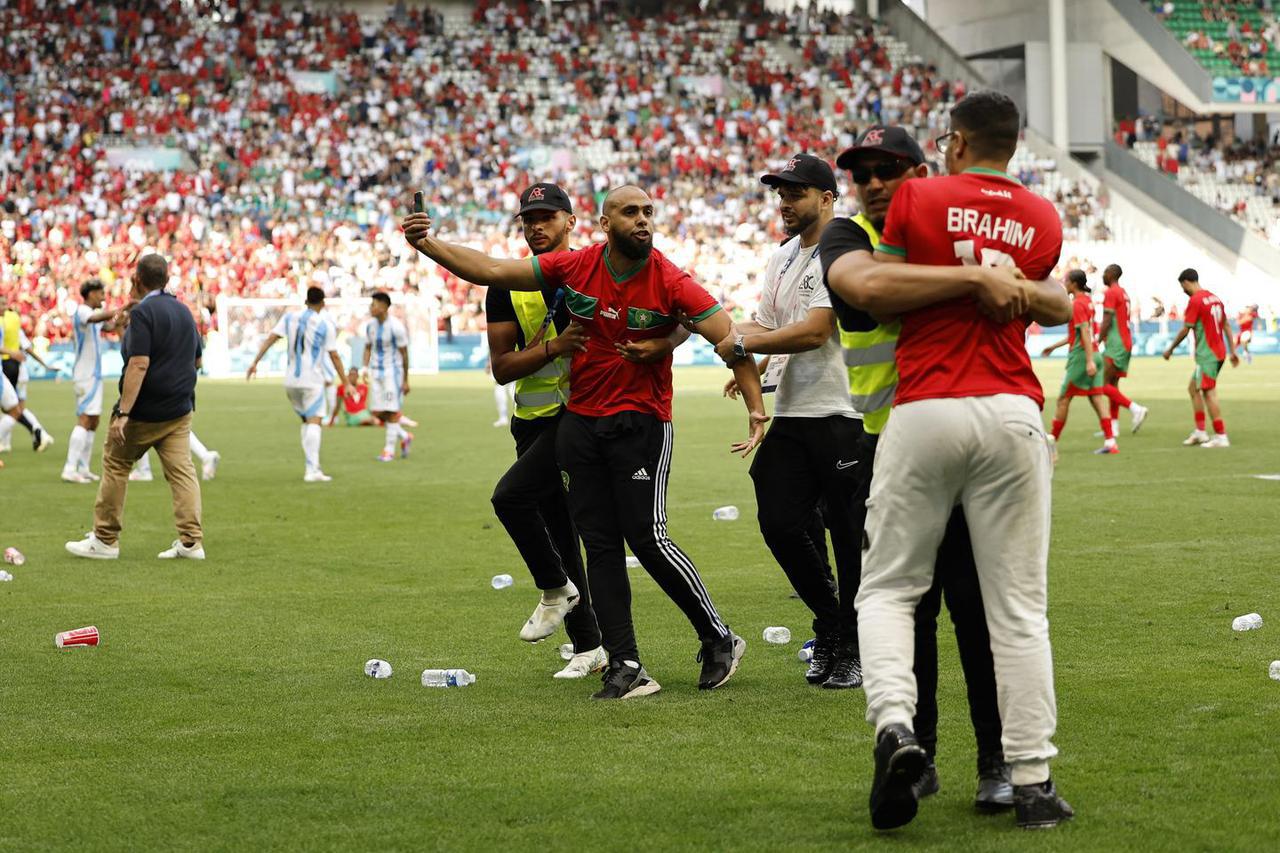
{"left": 61, "top": 280, "right": 119, "bottom": 482}
{"left": 362, "top": 291, "right": 413, "bottom": 462}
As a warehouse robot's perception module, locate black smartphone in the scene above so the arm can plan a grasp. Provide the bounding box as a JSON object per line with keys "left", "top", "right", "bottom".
{"left": 413, "top": 191, "right": 424, "bottom": 213}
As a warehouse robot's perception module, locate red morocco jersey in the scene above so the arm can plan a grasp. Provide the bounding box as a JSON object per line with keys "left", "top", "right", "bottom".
{"left": 1103, "top": 283, "right": 1133, "bottom": 351}
{"left": 1185, "top": 289, "right": 1228, "bottom": 361}
{"left": 532, "top": 242, "right": 721, "bottom": 420}
{"left": 878, "top": 168, "right": 1063, "bottom": 408}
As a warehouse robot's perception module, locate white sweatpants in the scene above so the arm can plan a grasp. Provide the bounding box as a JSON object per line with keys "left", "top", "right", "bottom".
{"left": 855, "top": 394, "right": 1059, "bottom": 786}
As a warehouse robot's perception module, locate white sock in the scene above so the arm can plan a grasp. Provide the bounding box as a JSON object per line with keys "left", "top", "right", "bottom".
{"left": 64, "top": 425, "right": 87, "bottom": 472}
{"left": 324, "top": 385, "right": 338, "bottom": 419}
{"left": 188, "top": 431, "right": 212, "bottom": 463}
{"left": 384, "top": 422, "right": 399, "bottom": 454}
{"left": 302, "top": 423, "right": 321, "bottom": 472}
{"left": 23, "top": 407, "right": 43, "bottom": 431}
{"left": 81, "top": 429, "right": 96, "bottom": 472}
{"left": 134, "top": 452, "right": 153, "bottom": 477}
{"left": 0, "top": 414, "right": 13, "bottom": 444}
{"left": 1112, "top": 419, "right": 1120, "bottom": 436}
{"left": 494, "top": 384, "right": 508, "bottom": 420}
{"left": 396, "top": 421, "right": 409, "bottom": 440}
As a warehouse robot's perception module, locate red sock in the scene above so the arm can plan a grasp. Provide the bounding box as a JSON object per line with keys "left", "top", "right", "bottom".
{"left": 1051, "top": 419, "right": 1065, "bottom": 440}
{"left": 1103, "top": 385, "right": 1132, "bottom": 409}
{"left": 1100, "top": 417, "right": 1114, "bottom": 440}
{"left": 1195, "top": 412, "right": 1206, "bottom": 431}
{"left": 1213, "top": 418, "right": 1225, "bottom": 435}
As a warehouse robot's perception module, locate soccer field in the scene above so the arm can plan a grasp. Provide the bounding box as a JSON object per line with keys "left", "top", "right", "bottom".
{"left": 2, "top": 358, "right": 1278, "bottom": 851}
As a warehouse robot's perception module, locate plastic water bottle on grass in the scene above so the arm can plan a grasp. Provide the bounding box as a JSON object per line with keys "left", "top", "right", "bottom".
{"left": 0, "top": 570, "right": 13, "bottom": 582}
{"left": 1232, "top": 613, "right": 1263, "bottom": 631}
{"left": 491, "top": 574, "right": 514, "bottom": 589}
{"left": 1270, "top": 661, "right": 1280, "bottom": 682}
{"left": 763, "top": 626, "right": 791, "bottom": 644}
{"left": 421, "top": 669, "right": 477, "bottom": 688}
{"left": 798, "top": 638, "right": 816, "bottom": 662}
{"left": 712, "top": 506, "right": 739, "bottom": 521}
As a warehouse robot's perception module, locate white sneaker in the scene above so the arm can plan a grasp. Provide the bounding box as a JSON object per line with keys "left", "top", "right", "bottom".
{"left": 1130, "top": 404, "right": 1149, "bottom": 434}
{"left": 158, "top": 540, "right": 206, "bottom": 560}
{"left": 129, "top": 469, "right": 154, "bottom": 482}
{"left": 1201, "top": 434, "right": 1231, "bottom": 448}
{"left": 303, "top": 469, "right": 332, "bottom": 482}
{"left": 36, "top": 429, "right": 54, "bottom": 452}
{"left": 518, "top": 580, "right": 581, "bottom": 642}
{"left": 492, "top": 419, "right": 506, "bottom": 428}
{"left": 1182, "top": 429, "right": 1210, "bottom": 446}
{"left": 202, "top": 451, "right": 221, "bottom": 481}
{"left": 61, "top": 469, "right": 92, "bottom": 484}
{"left": 81, "top": 469, "right": 100, "bottom": 481}
{"left": 554, "top": 645, "right": 608, "bottom": 679}
{"left": 65, "top": 533, "right": 119, "bottom": 560}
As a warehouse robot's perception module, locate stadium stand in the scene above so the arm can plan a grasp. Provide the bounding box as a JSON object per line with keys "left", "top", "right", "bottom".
{"left": 1149, "top": 0, "right": 1280, "bottom": 78}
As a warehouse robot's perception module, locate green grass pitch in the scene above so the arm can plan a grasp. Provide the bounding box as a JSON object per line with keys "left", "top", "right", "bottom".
{"left": 1, "top": 357, "right": 1277, "bottom": 851}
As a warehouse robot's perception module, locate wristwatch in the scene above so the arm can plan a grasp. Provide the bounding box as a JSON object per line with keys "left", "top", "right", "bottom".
{"left": 732, "top": 334, "right": 747, "bottom": 360}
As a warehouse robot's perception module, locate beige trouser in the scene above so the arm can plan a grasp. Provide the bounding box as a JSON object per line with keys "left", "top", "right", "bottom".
{"left": 855, "top": 394, "right": 1058, "bottom": 786}
{"left": 94, "top": 412, "right": 202, "bottom": 548}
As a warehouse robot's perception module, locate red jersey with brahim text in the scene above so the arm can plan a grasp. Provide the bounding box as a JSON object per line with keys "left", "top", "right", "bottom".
{"left": 532, "top": 242, "right": 722, "bottom": 420}
{"left": 1103, "top": 282, "right": 1133, "bottom": 351}
{"left": 1185, "top": 289, "right": 1228, "bottom": 361}
{"left": 878, "top": 168, "right": 1064, "bottom": 408}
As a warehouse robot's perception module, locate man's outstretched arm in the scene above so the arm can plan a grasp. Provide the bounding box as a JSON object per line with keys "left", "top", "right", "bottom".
{"left": 402, "top": 212, "right": 540, "bottom": 291}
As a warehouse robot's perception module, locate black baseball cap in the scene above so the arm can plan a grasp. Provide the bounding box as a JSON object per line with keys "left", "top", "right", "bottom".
{"left": 516, "top": 183, "right": 574, "bottom": 219}
{"left": 836, "top": 126, "right": 926, "bottom": 170}
{"left": 761, "top": 153, "right": 838, "bottom": 195}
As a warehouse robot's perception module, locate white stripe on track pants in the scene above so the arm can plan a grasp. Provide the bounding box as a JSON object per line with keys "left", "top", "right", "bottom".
{"left": 854, "top": 393, "right": 1059, "bottom": 786}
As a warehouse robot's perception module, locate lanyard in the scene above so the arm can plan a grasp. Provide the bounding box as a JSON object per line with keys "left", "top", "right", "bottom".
{"left": 770, "top": 241, "right": 821, "bottom": 322}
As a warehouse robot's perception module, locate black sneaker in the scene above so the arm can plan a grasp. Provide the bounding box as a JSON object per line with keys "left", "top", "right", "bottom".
{"left": 697, "top": 632, "right": 745, "bottom": 690}
{"left": 975, "top": 750, "right": 1014, "bottom": 813}
{"left": 1014, "top": 779, "right": 1074, "bottom": 829}
{"left": 31, "top": 427, "right": 43, "bottom": 451}
{"left": 822, "top": 649, "right": 863, "bottom": 689}
{"left": 913, "top": 761, "right": 941, "bottom": 799}
{"left": 805, "top": 634, "right": 838, "bottom": 684}
{"left": 591, "top": 660, "right": 661, "bottom": 700}
{"left": 868, "top": 723, "right": 929, "bottom": 830}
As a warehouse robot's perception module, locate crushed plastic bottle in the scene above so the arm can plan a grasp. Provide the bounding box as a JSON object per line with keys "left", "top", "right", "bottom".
{"left": 797, "top": 637, "right": 816, "bottom": 663}
{"left": 559, "top": 643, "right": 575, "bottom": 661}
{"left": 421, "top": 668, "right": 477, "bottom": 688}
{"left": 712, "top": 506, "right": 739, "bottom": 521}
{"left": 364, "top": 659, "right": 393, "bottom": 679}
{"left": 1270, "top": 661, "right": 1280, "bottom": 682}
{"left": 763, "top": 626, "right": 792, "bottom": 644}
{"left": 491, "top": 574, "right": 514, "bottom": 589}
{"left": 625, "top": 555, "right": 642, "bottom": 569}
{"left": 3, "top": 547, "right": 23, "bottom": 566}
{"left": 0, "top": 570, "right": 12, "bottom": 582}
{"left": 1232, "top": 612, "right": 1263, "bottom": 632}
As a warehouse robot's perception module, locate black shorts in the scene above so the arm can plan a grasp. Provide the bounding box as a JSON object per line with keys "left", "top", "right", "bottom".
{"left": 1, "top": 359, "right": 19, "bottom": 385}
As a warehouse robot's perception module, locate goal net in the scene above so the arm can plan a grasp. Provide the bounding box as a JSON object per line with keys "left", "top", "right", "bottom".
{"left": 206, "top": 295, "right": 439, "bottom": 378}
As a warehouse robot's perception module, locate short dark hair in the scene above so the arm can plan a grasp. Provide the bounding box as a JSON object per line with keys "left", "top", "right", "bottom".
{"left": 950, "top": 90, "right": 1021, "bottom": 161}
{"left": 1178, "top": 268, "right": 1199, "bottom": 283}
{"left": 306, "top": 286, "right": 326, "bottom": 305}
{"left": 137, "top": 254, "right": 169, "bottom": 291}
{"left": 1067, "top": 269, "right": 1088, "bottom": 287}
{"left": 80, "top": 279, "right": 105, "bottom": 299}
{"left": 1104, "top": 264, "right": 1122, "bottom": 280}
{"left": 371, "top": 291, "right": 392, "bottom": 307}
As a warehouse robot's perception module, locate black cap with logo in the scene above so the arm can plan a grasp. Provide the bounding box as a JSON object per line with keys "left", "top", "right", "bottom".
{"left": 761, "top": 153, "right": 839, "bottom": 196}
{"left": 836, "top": 126, "right": 926, "bottom": 170}
{"left": 516, "top": 183, "right": 574, "bottom": 219}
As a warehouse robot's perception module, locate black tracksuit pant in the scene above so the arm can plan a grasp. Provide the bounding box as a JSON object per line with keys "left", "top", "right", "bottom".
{"left": 748, "top": 415, "right": 862, "bottom": 644}
{"left": 491, "top": 412, "right": 601, "bottom": 652}
{"left": 912, "top": 507, "right": 1004, "bottom": 759}
{"left": 557, "top": 410, "right": 729, "bottom": 665}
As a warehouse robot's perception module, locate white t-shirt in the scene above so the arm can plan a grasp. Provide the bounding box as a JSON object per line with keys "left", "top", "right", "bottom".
{"left": 272, "top": 308, "right": 338, "bottom": 389}
{"left": 756, "top": 236, "right": 855, "bottom": 419}
{"left": 365, "top": 316, "right": 408, "bottom": 382}
{"left": 72, "top": 303, "right": 103, "bottom": 383}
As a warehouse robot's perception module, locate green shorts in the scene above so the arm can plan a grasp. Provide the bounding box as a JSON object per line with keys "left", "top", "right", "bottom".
{"left": 341, "top": 410, "right": 369, "bottom": 426}
{"left": 1103, "top": 346, "right": 1131, "bottom": 375}
{"left": 1193, "top": 359, "right": 1223, "bottom": 391}
{"left": 1061, "top": 352, "right": 1105, "bottom": 397}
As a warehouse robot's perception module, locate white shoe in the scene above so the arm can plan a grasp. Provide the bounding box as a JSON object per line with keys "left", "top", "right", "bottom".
{"left": 518, "top": 580, "right": 581, "bottom": 642}
{"left": 129, "top": 470, "right": 153, "bottom": 482}
{"left": 400, "top": 416, "right": 419, "bottom": 428}
{"left": 202, "top": 451, "right": 221, "bottom": 481}
{"left": 61, "top": 469, "right": 92, "bottom": 483}
{"left": 303, "top": 470, "right": 333, "bottom": 482}
{"left": 492, "top": 419, "right": 506, "bottom": 428}
{"left": 158, "top": 539, "right": 206, "bottom": 560}
{"left": 81, "top": 469, "right": 100, "bottom": 481}
{"left": 65, "top": 533, "right": 119, "bottom": 560}
{"left": 1130, "top": 404, "right": 1149, "bottom": 434}
{"left": 554, "top": 645, "right": 608, "bottom": 679}
{"left": 1201, "top": 434, "right": 1230, "bottom": 448}
{"left": 1182, "top": 429, "right": 1210, "bottom": 446}
{"left": 36, "top": 430, "right": 54, "bottom": 452}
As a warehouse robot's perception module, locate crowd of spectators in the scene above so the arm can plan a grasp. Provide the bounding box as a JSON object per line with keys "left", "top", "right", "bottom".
{"left": 1, "top": 0, "right": 1111, "bottom": 348}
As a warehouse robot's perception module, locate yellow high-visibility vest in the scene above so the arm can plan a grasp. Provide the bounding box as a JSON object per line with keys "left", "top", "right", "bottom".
{"left": 840, "top": 214, "right": 899, "bottom": 434}
{"left": 511, "top": 291, "right": 570, "bottom": 420}
{"left": 1, "top": 310, "right": 20, "bottom": 361}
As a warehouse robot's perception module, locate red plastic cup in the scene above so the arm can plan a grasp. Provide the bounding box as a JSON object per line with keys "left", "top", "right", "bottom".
{"left": 55, "top": 626, "right": 100, "bottom": 648}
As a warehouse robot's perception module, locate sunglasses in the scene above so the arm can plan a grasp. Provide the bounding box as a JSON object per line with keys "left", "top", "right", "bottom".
{"left": 934, "top": 130, "right": 959, "bottom": 153}
{"left": 850, "top": 160, "right": 912, "bottom": 185}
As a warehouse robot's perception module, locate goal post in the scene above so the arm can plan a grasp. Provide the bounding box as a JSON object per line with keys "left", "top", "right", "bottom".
{"left": 207, "top": 295, "right": 440, "bottom": 379}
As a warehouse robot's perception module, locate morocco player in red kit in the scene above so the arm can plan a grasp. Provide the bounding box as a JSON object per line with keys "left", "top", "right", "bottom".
{"left": 1163, "top": 268, "right": 1238, "bottom": 447}
{"left": 827, "top": 92, "right": 1074, "bottom": 831}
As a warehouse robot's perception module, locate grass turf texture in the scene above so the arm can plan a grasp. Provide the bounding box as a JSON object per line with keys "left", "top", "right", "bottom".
{"left": 1, "top": 357, "right": 1278, "bottom": 852}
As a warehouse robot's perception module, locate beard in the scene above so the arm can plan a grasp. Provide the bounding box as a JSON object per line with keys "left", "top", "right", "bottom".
{"left": 784, "top": 209, "right": 818, "bottom": 237}
{"left": 613, "top": 230, "right": 653, "bottom": 261}
{"left": 529, "top": 223, "right": 571, "bottom": 255}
